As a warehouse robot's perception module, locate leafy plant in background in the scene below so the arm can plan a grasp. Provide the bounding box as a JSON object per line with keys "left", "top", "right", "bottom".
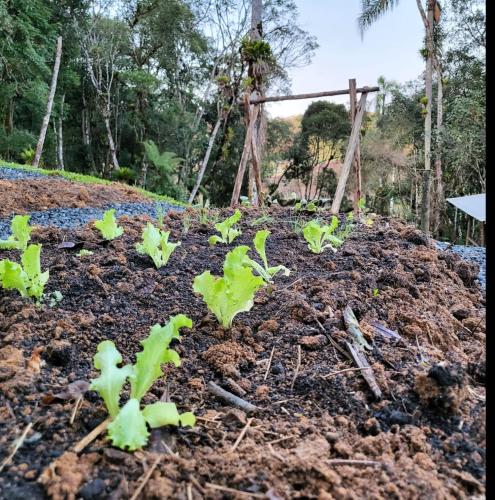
{"left": 245, "top": 230, "right": 290, "bottom": 283}
{"left": 94, "top": 209, "right": 124, "bottom": 240}
{"left": 193, "top": 246, "right": 265, "bottom": 328}
{"left": 303, "top": 217, "right": 343, "bottom": 253}
{"left": 20, "top": 148, "right": 36, "bottom": 165}
{"left": 135, "top": 222, "right": 181, "bottom": 268}
{"left": 90, "top": 315, "right": 195, "bottom": 451}
{"left": 334, "top": 211, "right": 356, "bottom": 242}
{"left": 0, "top": 215, "right": 32, "bottom": 251}
{"left": 208, "top": 209, "right": 242, "bottom": 245}
{"left": 0, "top": 244, "right": 49, "bottom": 300}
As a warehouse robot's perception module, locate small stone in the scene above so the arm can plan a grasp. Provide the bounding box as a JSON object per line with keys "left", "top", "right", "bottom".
{"left": 258, "top": 320, "right": 279, "bottom": 333}
{"left": 223, "top": 408, "right": 247, "bottom": 426}
{"left": 45, "top": 340, "right": 72, "bottom": 367}
{"left": 325, "top": 432, "right": 340, "bottom": 443}
{"left": 299, "top": 334, "right": 327, "bottom": 350}
{"left": 24, "top": 469, "right": 38, "bottom": 480}
{"left": 255, "top": 385, "right": 270, "bottom": 399}
{"left": 78, "top": 478, "right": 106, "bottom": 499}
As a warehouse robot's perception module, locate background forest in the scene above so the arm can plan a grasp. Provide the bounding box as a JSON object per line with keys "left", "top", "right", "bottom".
{"left": 0, "top": 0, "right": 485, "bottom": 240}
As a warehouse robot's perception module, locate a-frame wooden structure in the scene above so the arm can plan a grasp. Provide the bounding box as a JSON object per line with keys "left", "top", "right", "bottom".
{"left": 230, "top": 80, "right": 379, "bottom": 214}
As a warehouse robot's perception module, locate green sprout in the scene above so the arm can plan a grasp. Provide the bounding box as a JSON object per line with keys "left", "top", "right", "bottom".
{"left": 90, "top": 315, "right": 195, "bottom": 451}
{"left": 94, "top": 209, "right": 124, "bottom": 240}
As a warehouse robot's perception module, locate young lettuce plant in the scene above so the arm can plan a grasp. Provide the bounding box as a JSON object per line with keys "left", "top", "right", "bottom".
{"left": 90, "top": 315, "right": 195, "bottom": 451}
{"left": 193, "top": 246, "right": 265, "bottom": 328}
{"left": 245, "top": 230, "right": 290, "bottom": 283}
{"left": 0, "top": 215, "right": 32, "bottom": 251}
{"left": 94, "top": 209, "right": 124, "bottom": 240}
{"left": 208, "top": 209, "right": 242, "bottom": 245}
{"left": 135, "top": 222, "right": 181, "bottom": 268}
{"left": 0, "top": 244, "right": 49, "bottom": 300}
{"left": 303, "top": 217, "right": 343, "bottom": 254}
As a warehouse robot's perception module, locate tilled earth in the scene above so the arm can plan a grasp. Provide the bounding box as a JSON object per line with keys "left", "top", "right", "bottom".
{"left": 0, "top": 208, "right": 486, "bottom": 499}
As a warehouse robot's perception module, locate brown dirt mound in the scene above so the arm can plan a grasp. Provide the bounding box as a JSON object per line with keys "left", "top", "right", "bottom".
{"left": 0, "top": 208, "right": 485, "bottom": 498}
{"left": 0, "top": 178, "right": 148, "bottom": 217}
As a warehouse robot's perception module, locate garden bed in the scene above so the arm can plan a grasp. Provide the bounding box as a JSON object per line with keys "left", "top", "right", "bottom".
{"left": 0, "top": 208, "right": 486, "bottom": 499}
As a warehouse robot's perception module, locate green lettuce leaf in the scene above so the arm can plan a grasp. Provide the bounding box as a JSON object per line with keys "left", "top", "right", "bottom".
{"left": 90, "top": 340, "right": 133, "bottom": 418}
{"left": 130, "top": 315, "right": 192, "bottom": 401}
{"left": 302, "top": 218, "right": 343, "bottom": 254}
{"left": 249, "top": 230, "right": 290, "bottom": 282}
{"left": 0, "top": 215, "right": 32, "bottom": 251}
{"left": 94, "top": 209, "right": 124, "bottom": 240}
{"left": 136, "top": 222, "right": 181, "bottom": 268}
{"left": 107, "top": 398, "right": 149, "bottom": 451}
{"left": 22, "top": 244, "right": 49, "bottom": 299}
{"left": 193, "top": 246, "right": 265, "bottom": 328}
{"left": 142, "top": 401, "right": 196, "bottom": 428}
{"left": 208, "top": 209, "right": 242, "bottom": 245}
{"left": 0, "top": 260, "right": 28, "bottom": 296}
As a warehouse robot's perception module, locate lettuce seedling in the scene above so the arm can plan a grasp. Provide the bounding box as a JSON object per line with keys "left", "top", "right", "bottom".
{"left": 208, "top": 209, "right": 242, "bottom": 245}
{"left": 90, "top": 315, "right": 195, "bottom": 451}
{"left": 0, "top": 215, "right": 32, "bottom": 251}
{"left": 303, "top": 218, "right": 343, "bottom": 254}
{"left": 0, "top": 244, "right": 49, "bottom": 300}
{"left": 94, "top": 209, "right": 124, "bottom": 240}
{"left": 193, "top": 246, "right": 265, "bottom": 328}
{"left": 136, "top": 222, "right": 181, "bottom": 268}
{"left": 245, "top": 230, "right": 290, "bottom": 283}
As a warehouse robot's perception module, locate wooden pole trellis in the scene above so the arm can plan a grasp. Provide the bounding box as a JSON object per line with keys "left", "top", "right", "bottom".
{"left": 230, "top": 82, "right": 378, "bottom": 209}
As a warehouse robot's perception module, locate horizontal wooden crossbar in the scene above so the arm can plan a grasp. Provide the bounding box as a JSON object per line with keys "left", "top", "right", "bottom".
{"left": 247, "top": 86, "right": 380, "bottom": 104}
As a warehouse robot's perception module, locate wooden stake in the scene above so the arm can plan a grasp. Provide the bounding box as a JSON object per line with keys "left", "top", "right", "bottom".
{"left": 73, "top": 417, "right": 111, "bottom": 453}
{"left": 331, "top": 92, "right": 368, "bottom": 214}
{"left": 349, "top": 79, "right": 362, "bottom": 214}
{"left": 231, "top": 100, "right": 260, "bottom": 207}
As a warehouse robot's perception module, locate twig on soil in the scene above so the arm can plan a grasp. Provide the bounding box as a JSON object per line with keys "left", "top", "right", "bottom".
{"left": 345, "top": 342, "right": 382, "bottom": 399}
{"left": 5, "top": 401, "right": 16, "bottom": 420}
{"left": 271, "top": 398, "right": 295, "bottom": 405}
{"left": 326, "top": 459, "right": 382, "bottom": 467}
{"left": 70, "top": 395, "right": 83, "bottom": 425}
{"left": 187, "top": 483, "right": 193, "bottom": 500}
{"left": 207, "top": 381, "right": 258, "bottom": 413}
{"left": 73, "top": 417, "right": 111, "bottom": 453}
{"left": 290, "top": 345, "right": 302, "bottom": 390}
{"left": 268, "top": 435, "right": 292, "bottom": 445}
{"left": 229, "top": 417, "right": 254, "bottom": 452}
{"left": 320, "top": 367, "right": 367, "bottom": 379}
{"left": 129, "top": 454, "right": 162, "bottom": 500}
{"left": 205, "top": 482, "right": 266, "bottom": 498}
{"left": 189, "top": 475, "right": 206, "bottom": 494}
{"left": 225, "top": 377, "right": 248, "bottom": 397}
{"left": 314, "top": 318, "right": 353, "bottom": 362}
{"left": 277, "top": 278, "right": 302, "bottom": 292}
{"left": 267, "top": 442, "right": 285, "bottom": 461}
{"left": 0, "top": 422, "right": 33, "bottom": 473}
{"left": 263, "top": 347, "right": 275, "bottom": 381}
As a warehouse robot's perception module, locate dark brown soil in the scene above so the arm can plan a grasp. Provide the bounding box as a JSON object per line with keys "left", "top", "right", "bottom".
{"left": 0, "top": 178, "right": 149, "bottom": 217}
{"left": 0, "top": 208, "right": 486, "bottom": 499}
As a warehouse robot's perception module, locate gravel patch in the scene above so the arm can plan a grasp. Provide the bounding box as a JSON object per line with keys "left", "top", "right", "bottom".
{"left": 435, "top": 240, "right": 486, "bottom": 289}
{"left": 0, "top": 166, "right": 49, "bottom": 180}
{"left": 0, "top": 202, "right": 184, "bottom": 240}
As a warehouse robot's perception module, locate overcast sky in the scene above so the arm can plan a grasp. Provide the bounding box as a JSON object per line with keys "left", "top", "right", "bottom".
{"left": 266, "top": 0, "right": 425, "bottom": 118}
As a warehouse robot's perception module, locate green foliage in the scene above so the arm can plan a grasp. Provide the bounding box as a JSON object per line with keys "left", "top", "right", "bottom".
{"left": 77, "top": 249, "right": 94, "bottom": 257}
{"left": 193, "top": 246, "right": 265, "bottom": 328}
{"left": 0, "top": 215, "right": 32, "bottom": 250}
{"left": 302, "top": 218, "right": 343, "bottom": 253}
{"left": 20, "top": 148, "right": 36, "bottom": 165}
{"left": 245, "top": 230, "right": 290, "bottom": 283}
{"left": 112, "top": 167, "right": 137, "bottom": 184}
{"left": 0, "top": 244, "right": 49, "bottom": 300}
{"left": 373, "top": 288, "right": 379, "bottom": 297}
{"left": 94, "top": 209, "right": 124, "bottom": 240}
{"left": 135, "top": 222, "right": 181, "bottom": 268}
{"left": 208, "top": 209, "right": 242, "bottom": 245}
{"left": 240, "top": 38, "right": 274, "bottom": 64}
{"left": 90, "top": 315, "right": 194, "bottom": 451}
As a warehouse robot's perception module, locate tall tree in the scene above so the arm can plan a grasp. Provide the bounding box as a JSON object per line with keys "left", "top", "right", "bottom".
{"left": 359, "top": 0, "right": 439, "bottom": 232}
{"left": 33, "top": 36, "right": 63, "bottom": 167}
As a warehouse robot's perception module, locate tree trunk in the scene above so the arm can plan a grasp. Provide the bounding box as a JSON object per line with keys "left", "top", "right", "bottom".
{"left": 33, "top": 36, "right": 62, "bottom": 168}
{"left": 433, "top": 71, "right": 444, "bottom": 236}
{"left": 418, "top": 0, "right": 435, "bottom": 233}
{"left": 188, "top": 117, "right": 222, "bottom": 203}
{"left": 56, "top": 93, "right": 65, "bottom": 170}
{"left": 104, "top": 111, "right": 119, "bottom": 170}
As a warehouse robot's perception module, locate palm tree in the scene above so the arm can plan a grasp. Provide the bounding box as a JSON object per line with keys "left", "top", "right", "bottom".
{"left": 358, "top": 0, "right": 439, "bottom": 233}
